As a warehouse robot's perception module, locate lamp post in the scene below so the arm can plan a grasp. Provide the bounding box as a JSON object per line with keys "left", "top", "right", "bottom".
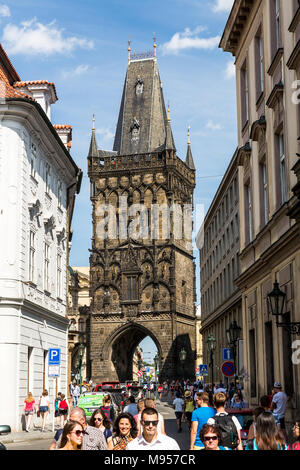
{"left": 206, "top": 334, "right": 216, "bottom": 392}
{"left": 77, "top": 339, "right": 85, "bottom": 394}
{"left": 179, "top": 347, "right": 187, "bottom": 382}
{"left": 226, "top": 321, "right": 241, "bottom": 387}
{"left": 267, "top": 280, "right": 300, "bottom": 335}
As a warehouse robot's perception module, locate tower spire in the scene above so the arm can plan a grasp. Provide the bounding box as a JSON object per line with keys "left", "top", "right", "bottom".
{"left": 128, "top": 38, "right": 131, "bottom": 63}
{"left": 88, "top": 114, "right": 98, "bottom": 158}
{"left": 153, "top": 33, "right": 157, "bottom": 59}
{"left": 185, "top": 125, "right": 195, "bottom": 170}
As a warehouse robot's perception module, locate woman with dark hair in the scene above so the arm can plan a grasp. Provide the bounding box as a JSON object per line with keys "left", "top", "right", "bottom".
{"left": 288, "top": 419, "right": 300, "bottom": 450}
{"left": 58, "top": 420, "right": 84, "bottom": 450}
{"left": 198, "top": 424, "right": 230, "bottom": 451}
{"left": 245, "top": 412, "right": 287, "bottom": 450}
{"left": 246, "top": 407, "right": 265, "bottom": 446}
{"left": 107, "top": 412, "right": 138, "bottom": 450}
{"left": 90, "top": 408, "right": 112, "bottom": 444}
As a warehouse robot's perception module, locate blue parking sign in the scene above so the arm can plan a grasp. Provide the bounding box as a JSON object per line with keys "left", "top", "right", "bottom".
{"left": 49, "top": 348, "right": 61, "bottom": 365}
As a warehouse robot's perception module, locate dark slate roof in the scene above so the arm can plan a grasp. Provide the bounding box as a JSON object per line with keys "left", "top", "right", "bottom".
{"left": 185, "top": 143, "right": 195, "bottom": 170}
{"left": 113, "top": 58, "right": 176, "bottom": 155}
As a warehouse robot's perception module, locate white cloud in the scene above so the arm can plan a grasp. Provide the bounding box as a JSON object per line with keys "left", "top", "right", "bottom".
{"left": 62, "top": 64, "right": 89, "bottom": 79}
{"left": 161, "top": 26, "right": 220, "bottom": 55}
{"left": 212, "top": 0, "right": 234, "bottom": 13}
{"left": 206, "top": 120, "right": 222, "bottom": 131}
{"left": 96, "top": 127, "right": 114, "bottom": 143}
{"left": 0, "top": 5, "right": 10, "bottom": 17}
{"left": 2, "top": 18, "right": 94, "bottom": 56}
{"left": 225, "top": 60, "right": 235, "bottom": 79}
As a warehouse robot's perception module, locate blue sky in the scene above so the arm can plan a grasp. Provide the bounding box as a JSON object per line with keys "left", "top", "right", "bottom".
{"left": 2, "top": 0, "right": 236, "bottom": 360}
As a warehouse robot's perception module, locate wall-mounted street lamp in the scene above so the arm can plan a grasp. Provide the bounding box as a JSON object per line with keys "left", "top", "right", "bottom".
{"left": 206, "top": 334, "right": 216, "bottom": 390}
{"left": 267, "top": 280, "right": 300, "bottom": 335}
{"left": 226, "top": 321, "right": 241, "bottom": 387}
{"left": 179, "top": 348, "right": 187, "bottom": 380}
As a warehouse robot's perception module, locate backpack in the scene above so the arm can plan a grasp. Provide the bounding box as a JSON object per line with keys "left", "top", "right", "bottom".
{"left": 59, "top": 400, "right": 68, "bottom": 410}
{"left": 214, "top": 413, "right": 239, "bottom": 449}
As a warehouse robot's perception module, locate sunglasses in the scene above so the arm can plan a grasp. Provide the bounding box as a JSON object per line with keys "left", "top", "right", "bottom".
{"left": 72, "top": 430, "right": 85, "bottom": 437}
{"left": 142, "top": 420, "right": 159, "bottom": 427}
{"left": 204, "top": 435, "right": 218, "bottom": 442}
{"left": 94, "top": 418, "right": 103, "bottom": 422}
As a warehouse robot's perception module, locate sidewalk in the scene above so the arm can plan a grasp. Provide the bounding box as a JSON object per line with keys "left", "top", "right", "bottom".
{"left": 1, "top": 425, "right": 55, "bottom": 444}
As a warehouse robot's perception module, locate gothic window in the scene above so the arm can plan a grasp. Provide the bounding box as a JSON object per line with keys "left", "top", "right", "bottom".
{"left": 127, "top": 276, "right": 138, "bottom": 300}
{"left": 130, "top": 118, "right": 140, "bottom": 142}
{"left": 135, "top": 76, "right": 144, "bottom": 95}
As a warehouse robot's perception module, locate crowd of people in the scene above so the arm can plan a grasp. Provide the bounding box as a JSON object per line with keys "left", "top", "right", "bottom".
{"left": 22, "top": 378, "right": 300, "bottom": 451}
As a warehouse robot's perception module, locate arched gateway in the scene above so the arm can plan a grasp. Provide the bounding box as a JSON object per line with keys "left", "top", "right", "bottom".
{"left": 87, "top": 46, "right": 196, "bottom": 383}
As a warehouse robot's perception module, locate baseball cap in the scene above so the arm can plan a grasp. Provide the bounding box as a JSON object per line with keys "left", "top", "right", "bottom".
{"left": 274, "top": 382, "right": 282, "bottom": 388}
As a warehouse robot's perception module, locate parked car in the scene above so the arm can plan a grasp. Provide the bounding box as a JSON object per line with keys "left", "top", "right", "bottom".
{"left": 95, "top": 381, "right": 121, "bottom": 392}
{"left": 226, "top": 408, "right": 254, "bottom": 449}
{"left": 0, "top": 425, "right": 11, "bottom": 450}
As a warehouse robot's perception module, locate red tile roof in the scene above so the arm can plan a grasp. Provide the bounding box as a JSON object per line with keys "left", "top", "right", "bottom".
{"left": 13, "top": 80, "right": 58, "bottom": 101}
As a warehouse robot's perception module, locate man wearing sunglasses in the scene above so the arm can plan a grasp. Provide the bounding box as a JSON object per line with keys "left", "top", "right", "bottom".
{"left": 126, "top": 408, "right": 180, "bottom": 450}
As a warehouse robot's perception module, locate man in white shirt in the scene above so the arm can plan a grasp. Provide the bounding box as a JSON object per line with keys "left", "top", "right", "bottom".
{"left": 123, "top": 396, "right": 138, "bottom": 416}
{"left": 127, "top": 408, "right": 180, "bottom": 450}
{"left": 271, "top": 382, "right": 288, "bottom": 442}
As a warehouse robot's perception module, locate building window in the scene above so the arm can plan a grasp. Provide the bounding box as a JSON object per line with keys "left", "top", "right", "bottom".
{"left": 57, "top": 254, "right": 62, "bottom": 298}
{"left": 30, "top": 143, "right": 37, "bottom": 179}
{"left": 241, "top": 60, "right": 249, "bottom": 126}
{"left": 45, "top": 163, "right": 51, "bottom": 195}
{"left": 127, "top": 276, "right": 137, "bottom": 300}
{"left": 260, "top": 162, "right": 269, "bottom": 226}
{"left": 275, "top": 0, "right": 281, "bottom": 50}
{"left": 279, "top": 133, "right": 287, "bottom": 204}
{"left": 27, "top": 347, "right": 33, "bottom": 394}
{"left": 57, "top": 181, "right": 62, "bottom": 209}
{"left": 245, "top": 183, "right": 253, "bottom": 243}
{"left": 255, "top": 29, "right": 264, "bottom": 98}
{"left": 29, "top": 231, "right": 35, "bottom": 283}
{"left": 249, "top": 329, "right": 257, "bottom": 397}
{"left": 44, "top": 243, "right": 50, "bottom": 292}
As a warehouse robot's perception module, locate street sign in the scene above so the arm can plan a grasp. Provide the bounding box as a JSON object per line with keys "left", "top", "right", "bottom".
{"left": 48, "top": 364, "right": 60, "bottom": 377}
{"left": 221, "top": 361, "right": 234, "bottom": 377}
{"left": 199, "top": 364, "right": 209, "bottom": 376}
{"left": 223, "top": 348, "right": 233, "bottom": 361}
{"left": 49, "top": 348, "right": 61, "bottom": 365}
{"left": 137, "top": 370, "right": 143, "bottom": 377}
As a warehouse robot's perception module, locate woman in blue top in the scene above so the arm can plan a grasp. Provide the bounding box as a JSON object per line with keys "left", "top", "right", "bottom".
{"left": 245, "top": 412, "right": 287, "bottom": 450}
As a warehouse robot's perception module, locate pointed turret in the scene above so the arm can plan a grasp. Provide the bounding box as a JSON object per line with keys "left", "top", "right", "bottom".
{"left": 185, "top": 126, "right": 195, "bottom": 170}
{"left": 113, "top": 47, "right": 176, "bottom": 155}
{"left": 88, "top": 115, "right": 98, "bottom": 158}
{"left": 165, "top": 104, "right": 176, "bottom": 151}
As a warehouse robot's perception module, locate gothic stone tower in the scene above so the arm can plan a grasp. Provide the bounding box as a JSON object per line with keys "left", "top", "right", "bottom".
{"left": 87, "top": 47, "right": 196, "bottom": 382}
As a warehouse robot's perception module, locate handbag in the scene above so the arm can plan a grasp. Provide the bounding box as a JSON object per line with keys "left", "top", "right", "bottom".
{"left": 37, "top": 409, "right": 40, "bottom": 418}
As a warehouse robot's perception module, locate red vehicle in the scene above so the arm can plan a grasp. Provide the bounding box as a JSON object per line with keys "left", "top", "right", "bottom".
{"left": 95, "top": 381, "right": 121, "bottom": 392}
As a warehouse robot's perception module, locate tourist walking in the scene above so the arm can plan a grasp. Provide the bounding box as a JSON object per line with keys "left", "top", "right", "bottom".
{"left": 58, "top": 394, "right": 69, "bottom": 429}
{"left": 70, "top": 382, "right": 80, "bottom": 408}
{"left": 271, "top": 382, "right": 288, "bottom": 442}
{"left": 90, "top": 408, "right": 113, "bottom": 444}
{"left": 183, "top": 390, "right": 194, "bottom": 431}
{"left": 107, "top": 412, "right": 138, "bottom": 450}
{"left": 38, "top": 389, "right": 50, "bottom": 432}
{"left": 173, "top": 391, "right": 185, "bottom": 433}
{"left": 245, "top": 412, "right": 287, "bottom": 450}
{"left": 100, "top": 395, "right": 116, "bottom": 424}
{"left": 207, "top": 392, "right": 243, "bottom": 450}
{"left": 58, "top": 420, "right": 84, "bottom": 451}
{"left": 127, "top": 407, "right": 180, "bottom": 450}
{"left": 134, "top": 399, "right": 145, "bottom": 424}
{"left": 198, "top": 424, "right": 231, "bottom": 451}
{"left": 23, "top": 392, "right": 36, "bottom": 432}
{"left": 190, "top": 392, "right": 216, "bottom": 450}
{"left": 123, "top": 396, "right": 138, "bottom": 416}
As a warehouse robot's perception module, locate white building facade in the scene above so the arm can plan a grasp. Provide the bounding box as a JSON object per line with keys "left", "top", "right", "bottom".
{"left": 0, "top": 46, "right": 81, "bottom": 431}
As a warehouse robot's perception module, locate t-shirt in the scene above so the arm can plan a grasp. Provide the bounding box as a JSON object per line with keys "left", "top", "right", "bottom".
{"left": 24, "top": 400, "right": 35, "bottom": 411}
{"left": 124, "top": 403, "right": 138, "bottom": 416}
{"left": 173, "top": 398, "right": 184, "bottom": 412}
{"left": 192, "top": 406, "right": 216, "bottom": 447}
{"left": 272, "top": 392, "right": 287, "bottom": 419}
